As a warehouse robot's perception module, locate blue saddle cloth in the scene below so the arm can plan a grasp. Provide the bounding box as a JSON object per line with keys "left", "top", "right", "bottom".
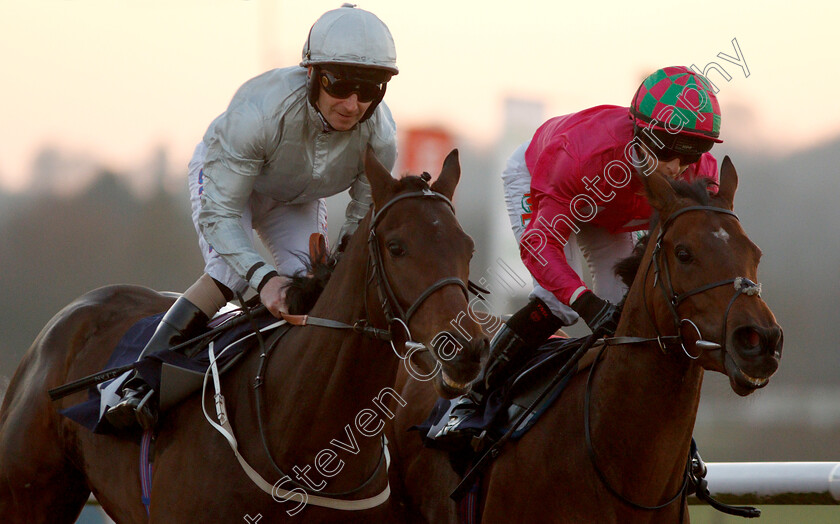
{"left": 59, "top": 308, "right": 282, "bottom": 434}
{"left": 414, "top": 336, "right": 585, "bottom": 449}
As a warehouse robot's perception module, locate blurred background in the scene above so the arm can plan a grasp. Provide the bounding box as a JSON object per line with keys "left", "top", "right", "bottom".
{"left": 1, "top": 1, "right": 838, "bottom": 522}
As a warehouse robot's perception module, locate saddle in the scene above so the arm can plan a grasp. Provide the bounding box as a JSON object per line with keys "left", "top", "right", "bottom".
{"left": 415, "top": 336, "right": 594, "bottom": 462}
{"left": 60, "top": 305, "right": 287, "bottom": 436}
{"left": 60, "top": 233, "right": 331, "bottom": 436}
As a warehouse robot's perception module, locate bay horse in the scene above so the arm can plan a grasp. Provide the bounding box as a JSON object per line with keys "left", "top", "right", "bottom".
{"left": 388, "top": 158, "right": 784, "bottom": 523}
{"left": 0, "top": 147, "right": 488, "bottom": 523}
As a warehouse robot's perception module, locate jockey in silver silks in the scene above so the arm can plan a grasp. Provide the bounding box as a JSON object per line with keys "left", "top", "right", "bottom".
{"left": 106, "top": 4, "right": 400, "bottom": 431}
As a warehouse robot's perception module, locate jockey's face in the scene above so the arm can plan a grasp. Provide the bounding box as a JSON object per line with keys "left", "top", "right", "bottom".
{"left": 317, "top": 90, "right": 371, "bottom": 131}
{"left": 637, "top": 130, "right": 711, "bottom": 179}
{"left": 646, "top": 155, "right": 690, "bottom": 179}
{"left": 311, "top": 68, "right": 374, "bottom": 131}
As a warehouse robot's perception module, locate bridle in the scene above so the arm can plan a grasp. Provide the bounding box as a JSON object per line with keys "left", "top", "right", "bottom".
{"left": 650, "top": 206, "right": 762, "bottom": 355}
{"left": 366, "top": 186, "right": 480, "bottom": 357}
{"left": 586, "top": 204, "right": 763, "bottom": 515}
{"left": 609, "top": 205, "right": 762, "bottom": 356}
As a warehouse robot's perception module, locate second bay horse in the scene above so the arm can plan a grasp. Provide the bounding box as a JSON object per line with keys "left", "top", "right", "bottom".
{"left": 388, "top": 157, "right": 783, "bottom": 523}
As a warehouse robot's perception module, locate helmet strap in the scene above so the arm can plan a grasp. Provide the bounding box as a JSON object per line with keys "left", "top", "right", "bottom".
{"left": 306, "top": 66, "right": 321, "bottom": 111}
{"left": 359, "top": 82, "right": 386, "bottom": 123}
{"left": 306, "top": 66, "right": 336, "bottom": 132}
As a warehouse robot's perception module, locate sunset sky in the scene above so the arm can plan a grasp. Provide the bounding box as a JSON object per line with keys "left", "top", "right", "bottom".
{"left": 1, "top": 0, "right": 835, "bottom": 192}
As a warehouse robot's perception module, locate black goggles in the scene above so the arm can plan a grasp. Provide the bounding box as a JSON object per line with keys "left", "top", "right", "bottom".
{"left": 641, "top": 132, "right": 713, "bottom": 166}
{"left": 654, "top": 147, "right": 703, "bottom": 166}
{"left": 319, "top": 70, "right": 385, "bottom": 103}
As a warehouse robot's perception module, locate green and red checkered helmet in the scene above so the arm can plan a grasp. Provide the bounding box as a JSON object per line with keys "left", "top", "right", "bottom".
{"left": 630, "top": 66, "right": 722, "bottom": 143}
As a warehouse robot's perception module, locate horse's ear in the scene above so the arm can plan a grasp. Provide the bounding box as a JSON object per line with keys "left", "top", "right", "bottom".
{"left": 309, "top": 232, "right": 329, "bottom": 267}
{"left": 365, "top": 145, "right": 398, "bottom": 207}
{"left": 717, "top": 155, "right": 738, "bottom": 210}
{"left": 642, "top": 171, "right": 678, "bottom": 212}
{"left": 430, "top": 149, "right": 461, "bottom": 200}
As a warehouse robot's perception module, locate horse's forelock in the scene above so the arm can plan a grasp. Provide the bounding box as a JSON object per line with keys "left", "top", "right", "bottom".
{"left": 668, "top": 176, "right": 715, "bottom": 206}
{"left": 396, "top": 174, "right": 432, "bottom": 192}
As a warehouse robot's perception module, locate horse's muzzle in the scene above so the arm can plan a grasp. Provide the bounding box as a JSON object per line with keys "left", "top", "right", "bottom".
{"left": 725, "top": 324, "right": 783, "bottom": 395}
{"left": 432, "top": 331, "right": 486, "bottom": 388}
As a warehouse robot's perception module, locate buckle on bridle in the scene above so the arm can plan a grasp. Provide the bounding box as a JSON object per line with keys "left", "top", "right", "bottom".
{"left": 352, "top": 320, "right": 368, "bottom": 334}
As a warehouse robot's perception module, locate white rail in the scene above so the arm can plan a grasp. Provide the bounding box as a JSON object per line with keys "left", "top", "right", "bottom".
{"left": 82, "top": 462, "right": 840, "bottom": 516}
{"left": 689, "top": 462, "right": 840, "bottom": 505}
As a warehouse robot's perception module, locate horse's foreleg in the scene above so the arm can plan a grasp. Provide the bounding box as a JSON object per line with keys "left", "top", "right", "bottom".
{"left": 0, "top": 354, "right": 91, "bottom": 524}
{"left": 0, "top": 409, "right": 90, "bottom": 524}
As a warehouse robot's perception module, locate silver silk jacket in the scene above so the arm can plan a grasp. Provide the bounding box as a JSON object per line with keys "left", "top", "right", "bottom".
{"left": 198, "top": 66, "right": 397, "bottom": 291}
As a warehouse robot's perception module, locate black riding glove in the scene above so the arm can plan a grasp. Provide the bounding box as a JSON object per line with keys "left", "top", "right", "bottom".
{"left": 570, "top": 291, "right": 621, "bottom": 337}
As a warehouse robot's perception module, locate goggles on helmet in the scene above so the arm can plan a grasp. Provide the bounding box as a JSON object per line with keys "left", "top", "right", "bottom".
{"left": 319, "top": 69, "right": 385, "bottom": 103}
{"left": 640, "top": 129, "right": 714, "bottom": 166}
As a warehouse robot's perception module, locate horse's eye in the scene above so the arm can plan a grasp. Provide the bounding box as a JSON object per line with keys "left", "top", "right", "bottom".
{"left": 387, "top": 240, "right": 406, "bottom": 257}
{"left": 675, "top": 246, "right": 693, "bottom": 263}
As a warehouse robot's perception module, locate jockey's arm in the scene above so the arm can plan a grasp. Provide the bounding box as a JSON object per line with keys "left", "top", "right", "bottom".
{"left": 519, "top": 192, "right": 588, "bottom": 306}
{"left": 198, "top": 102, "right": 278, "bottom": 294}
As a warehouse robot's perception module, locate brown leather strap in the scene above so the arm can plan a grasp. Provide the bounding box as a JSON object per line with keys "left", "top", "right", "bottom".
{"left": 280, "top": 313, "right": 309, "bottom": 326}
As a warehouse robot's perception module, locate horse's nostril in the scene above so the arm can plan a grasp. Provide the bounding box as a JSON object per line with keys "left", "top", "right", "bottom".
{"left": 734, "top": 325, "right": 783, "bottom": 358}
{"left": 473, "top": 337, "right": 490, "bottom": 362}
{"left": 733, "top": 326, "right": 762, "bottom": 351}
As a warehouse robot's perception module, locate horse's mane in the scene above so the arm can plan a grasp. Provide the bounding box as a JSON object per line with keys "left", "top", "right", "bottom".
{"left": 613, "top": 176, "right": 718, "bottom": 289}
{"left": 284, "top": 174, "right": 433, "bottom": 314}
{"left": 284, "top": 252, "right": 340, "bottom": 314}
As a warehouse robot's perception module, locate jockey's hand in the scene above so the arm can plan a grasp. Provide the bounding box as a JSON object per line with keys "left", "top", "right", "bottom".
{"left": 570, "top": 291, "right": 621, "bottom": 338}
{"left": 259, "top": 275, "right": 289, "bottom": 318}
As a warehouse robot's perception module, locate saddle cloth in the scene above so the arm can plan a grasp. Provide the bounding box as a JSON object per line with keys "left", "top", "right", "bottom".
{"left": 59, "top": 306, "right": 284, "bottom": 435}
{"left": 414, "top": 336, "right": 588, "bottom": 451}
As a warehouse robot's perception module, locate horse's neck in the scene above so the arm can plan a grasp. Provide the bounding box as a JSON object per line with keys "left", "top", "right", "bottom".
{"left": 588, "top": 298, "right": 703, "bottom": 495}
{"left": 594, "top": 343, "right": 702, "bottom": 450}
{"left": 261, "top": 235, "right": 397, "bottom": 488}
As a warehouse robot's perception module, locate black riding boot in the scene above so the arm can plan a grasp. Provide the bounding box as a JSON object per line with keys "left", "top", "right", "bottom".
{"left": 483, "top": 297, "right": 565, "bottom": 391}
{"left": 433, "top": 298, "right": 564, "bottom": 442}
{"left": 105, "top": 297, "right": 209, "bottom": 431}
